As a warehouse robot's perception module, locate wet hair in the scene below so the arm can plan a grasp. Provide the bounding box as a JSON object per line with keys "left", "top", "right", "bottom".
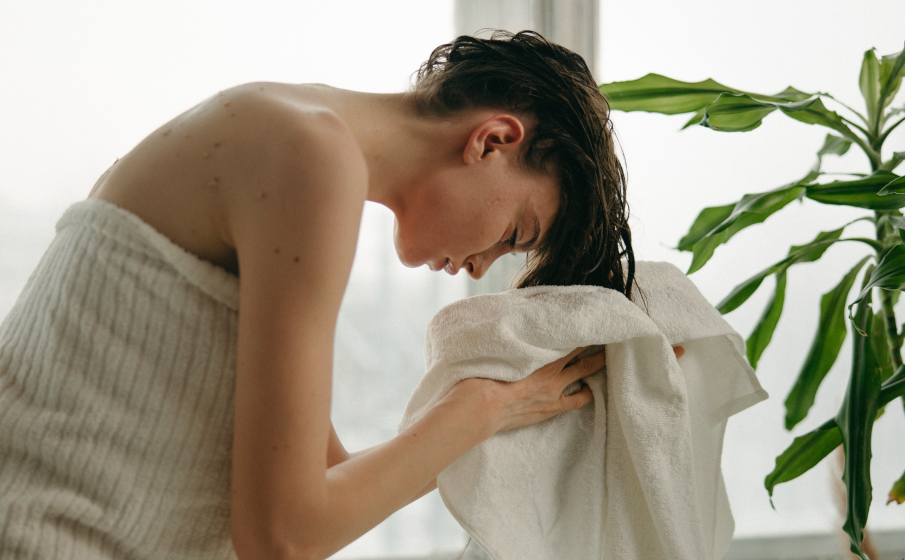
{"left": 410, "top": 30, "right": 634, "bottom": 298}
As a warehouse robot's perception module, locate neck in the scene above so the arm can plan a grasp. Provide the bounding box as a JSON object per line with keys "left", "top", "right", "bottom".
{"left": 310, "top": 86, "right": 476, "bottom": 214}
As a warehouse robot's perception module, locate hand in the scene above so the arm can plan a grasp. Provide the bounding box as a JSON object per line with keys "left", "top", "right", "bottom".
{"left": 449, "top": 344, "right": 686, "bottom": 435}
{"left": 444, "top": 346, "right": 602, "bottom": 434}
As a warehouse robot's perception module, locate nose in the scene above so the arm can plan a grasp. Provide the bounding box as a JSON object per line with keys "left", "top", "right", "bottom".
{"left": 464, "top": 251, "right": 497, "bottom": 280}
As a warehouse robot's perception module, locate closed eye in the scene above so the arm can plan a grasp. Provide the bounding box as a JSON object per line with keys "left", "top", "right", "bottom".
{"left": 507, "top": 228, "right": 518, "bottom": 250}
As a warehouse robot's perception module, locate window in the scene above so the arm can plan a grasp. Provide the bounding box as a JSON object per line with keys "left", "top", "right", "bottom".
{"left": 4, "top": 1, "right": 903, "bottom": 559}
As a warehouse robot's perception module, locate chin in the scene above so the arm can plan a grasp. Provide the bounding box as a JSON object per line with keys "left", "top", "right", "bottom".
{"left": 392, "top": 235, "right": 420, "bottom": 269}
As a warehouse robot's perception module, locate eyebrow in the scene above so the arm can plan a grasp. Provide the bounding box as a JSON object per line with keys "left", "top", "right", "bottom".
{"left": 517, "top": 213, "right": 541, "bottom": 252}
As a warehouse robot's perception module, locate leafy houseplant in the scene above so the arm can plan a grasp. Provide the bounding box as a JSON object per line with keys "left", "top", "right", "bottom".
{"left": 599, "top": 45, "right": 905, "bottom": 559}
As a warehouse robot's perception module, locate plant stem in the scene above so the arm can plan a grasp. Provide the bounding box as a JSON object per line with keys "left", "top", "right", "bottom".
{"left": 875, "top": 211, "right": 905, "bottom": 368}
{"left": 881, "top": 289, "right": 904, "bottom": 368}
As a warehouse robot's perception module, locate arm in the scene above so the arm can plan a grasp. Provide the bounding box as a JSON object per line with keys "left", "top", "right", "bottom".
{"left": 329, "top": 424, "right": 438, "bottom": 501}
{"left": 217, "top": 89, "right": 600, "bottom": 560}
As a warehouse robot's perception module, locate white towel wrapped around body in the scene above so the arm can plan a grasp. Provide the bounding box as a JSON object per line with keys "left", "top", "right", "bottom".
{"left": 399, "top": 261, "right": 767, "bottom": 560}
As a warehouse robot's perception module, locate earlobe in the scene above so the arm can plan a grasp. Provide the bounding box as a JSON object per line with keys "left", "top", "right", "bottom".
{"left": 463, "top": 115, "right": 526, "bottom": 164}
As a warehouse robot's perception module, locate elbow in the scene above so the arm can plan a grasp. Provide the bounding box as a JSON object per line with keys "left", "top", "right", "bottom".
{"left": 232, "top": 521, "right": 329, "bottom": 560}
{"left": 232, "top": 538, "right": 326, "bottom": 560}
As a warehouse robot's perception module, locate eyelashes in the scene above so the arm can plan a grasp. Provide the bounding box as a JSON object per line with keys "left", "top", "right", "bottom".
{"left": 507, "top": 228, "right": 518, "bottom": 250}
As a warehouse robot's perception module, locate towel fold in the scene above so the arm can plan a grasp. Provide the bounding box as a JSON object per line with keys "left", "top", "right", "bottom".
{"left": 399, "top": 261, "right": 767, "bottom": 560}
{"left": 0, "top": 199, "right": 239, "bottom": 559}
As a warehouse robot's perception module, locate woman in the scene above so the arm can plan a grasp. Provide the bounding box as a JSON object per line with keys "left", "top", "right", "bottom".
{"left": 0, "top": 31, "right": 669, "bottom": 559}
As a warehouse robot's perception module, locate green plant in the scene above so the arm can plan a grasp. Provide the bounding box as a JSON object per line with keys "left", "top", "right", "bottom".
{"left": 599, "top": 44, "right": 905, "bottom": 559}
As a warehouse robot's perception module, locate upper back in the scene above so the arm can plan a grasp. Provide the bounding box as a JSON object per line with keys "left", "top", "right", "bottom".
{"left": 89, "top": 82, "right": 368, "bottom": 276}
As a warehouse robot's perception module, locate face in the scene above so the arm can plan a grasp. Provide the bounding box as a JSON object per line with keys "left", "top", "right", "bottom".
{"left": 393, "top": 154, "right": 559, "bottom": 280}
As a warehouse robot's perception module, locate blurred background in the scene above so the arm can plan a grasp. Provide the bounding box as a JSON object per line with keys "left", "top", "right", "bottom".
{"left": 1, "top": 0, "right": 904, "bottom": 558}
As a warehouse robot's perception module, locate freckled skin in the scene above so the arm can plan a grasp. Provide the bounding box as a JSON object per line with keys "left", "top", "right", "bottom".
{"left": 85, "top": 82, "right": 606, "bottom": 557}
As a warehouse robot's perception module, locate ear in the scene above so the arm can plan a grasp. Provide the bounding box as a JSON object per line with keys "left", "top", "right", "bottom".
{"left": 463, "top": 115, "right": 527, "bottom": 165}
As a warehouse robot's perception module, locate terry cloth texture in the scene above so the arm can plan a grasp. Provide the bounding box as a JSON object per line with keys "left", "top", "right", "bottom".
{"left": 399, "top": 262, "right": 768, "bottom": 560}
{"left": 0, "top": 199, "right": 240, "bottom": 559}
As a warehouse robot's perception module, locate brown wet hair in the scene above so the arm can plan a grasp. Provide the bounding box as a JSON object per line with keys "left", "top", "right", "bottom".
{"left": 410, "top": 30, "right": 634, "bottom": 298}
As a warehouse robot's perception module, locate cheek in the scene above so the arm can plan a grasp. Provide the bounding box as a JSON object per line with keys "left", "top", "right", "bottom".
{"left": 392, "top": 182, "right": 506, "bottom": 264}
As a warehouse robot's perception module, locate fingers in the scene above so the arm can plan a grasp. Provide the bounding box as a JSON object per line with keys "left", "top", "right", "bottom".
{"left": 562, "top": 348, "right": 606, "bottom": 385}
{"left": 553, "top": 345, "right": 589, "bottom": 370}
{"left": 561, "top": 384, "right": 593, "bottom": 410}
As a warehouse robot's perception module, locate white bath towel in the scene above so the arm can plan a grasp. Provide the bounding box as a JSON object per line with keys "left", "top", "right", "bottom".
{"left": 399, "top": 261, "right": 767, "bottom": 560}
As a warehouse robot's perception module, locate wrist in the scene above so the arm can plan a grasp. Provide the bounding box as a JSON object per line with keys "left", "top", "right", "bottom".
{"left": 442, "top": 378, "right": 506, "bottom": 441}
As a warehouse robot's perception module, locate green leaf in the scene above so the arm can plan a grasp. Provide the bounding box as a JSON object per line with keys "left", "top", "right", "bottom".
{"left": 767, "top": 363, "right": 905, "bottom": 499}
{"left": 879, "top": 44, "right": 905, "bottom": 112}
{"left": 677, "top": 174, "right": 817, "bottom": 274}
{"left": 598, "top": 75, "right": 812, "bottom": 116}
{"left": 685, "top": 185, "right": 806, "bottom": 274}
{"left": 887, "top": 215, "right": 905, "bottom": 244}
{"left": 784, "top": 257, "right": 870, "bottom": 430}
{"left": 817, "top": 134, "right": 853, "bottom": 160}
{"left": 700, "top": 93, "right": 786, "bottom": 132}
{"left": 889, "top": 469, "right": 905, "bottom": 505}
{"left": 879, "top": 364, "right": 905, "bottom": 404}
{"left": 747, "top": 271, "right": 787, "bottom": 370}
{"left": 877, "top": 173, "right": 905, "bottom": 195}
{"left": 698, "top": 92, "right": 861, "bottom": 146}
{"left": 850, "top": 245, "right": 905, "bottom": 327}
{"left": 765, "top": 418, "right": 841, "bottom": 501}
{"left": 807, "top": 171, "right": 905, "bottom": 209}
{"left": 599, "top": 74, "right": 745, "bottom": 114}
{"left": 879, "top": 151, "right": 905, "bottom": 173}
{"left": 836, "top": 296, "right": 882, "bottom": 560}
{"left": 814, "top": 134, "right": 853, "bottom": 174}
{"left": 684, "top": 215, "right": 762, "bottom": 275}
{"left": 677, "top": 204, "right": 734, "bottom": 250}
{"left": 681, "top": 106, "right": 707, "bottom": 129}
{"left": 868, "top": 304, "right": 895, "bottom": 384}
{"left": 859, "top": 49, "right": 881, "bottom": 127}
{"left": 717, "top": 227, "right": 846, "bottom": 314}
{"left": 780, "top": 96, "right": 859, "bottom": 139}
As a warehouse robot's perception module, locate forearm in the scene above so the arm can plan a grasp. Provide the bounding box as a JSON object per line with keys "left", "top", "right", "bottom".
{"left": 329, "top": 429, "right": 437, "bottom": 502}
{"left": 343, "top": 448, "right": 438, "bottom": 503}
{"left": 308, "top": 391, "right": 495, "bottom": 558}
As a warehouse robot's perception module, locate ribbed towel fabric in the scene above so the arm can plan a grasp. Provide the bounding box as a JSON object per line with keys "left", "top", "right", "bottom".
{"left": 0, "top": 199, "right": 240, "bottom": 559}
{"left": 399, "top": 262, "right": 768, "bottom": 560}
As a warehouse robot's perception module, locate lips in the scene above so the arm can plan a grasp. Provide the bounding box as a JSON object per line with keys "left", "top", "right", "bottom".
{"left": 428, "top": 258, "right": 460, "bottom": 275}
{"left": 443, "top": 258, "right": 459, "bottom": 275}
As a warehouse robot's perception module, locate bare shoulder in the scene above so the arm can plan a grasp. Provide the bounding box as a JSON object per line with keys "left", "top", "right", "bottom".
{"left": 91, "top": 82, "right": 368, "bottom": 275}
{"left": 213, "top": 84, "right": 369, "bottom": 235}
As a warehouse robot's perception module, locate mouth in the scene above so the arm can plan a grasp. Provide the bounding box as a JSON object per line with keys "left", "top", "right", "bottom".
{"left": 429, "top": 258, "right": 449, "bottom": 272}
{"left": 443, "top": 258, "right": 459, "bottom": 275}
